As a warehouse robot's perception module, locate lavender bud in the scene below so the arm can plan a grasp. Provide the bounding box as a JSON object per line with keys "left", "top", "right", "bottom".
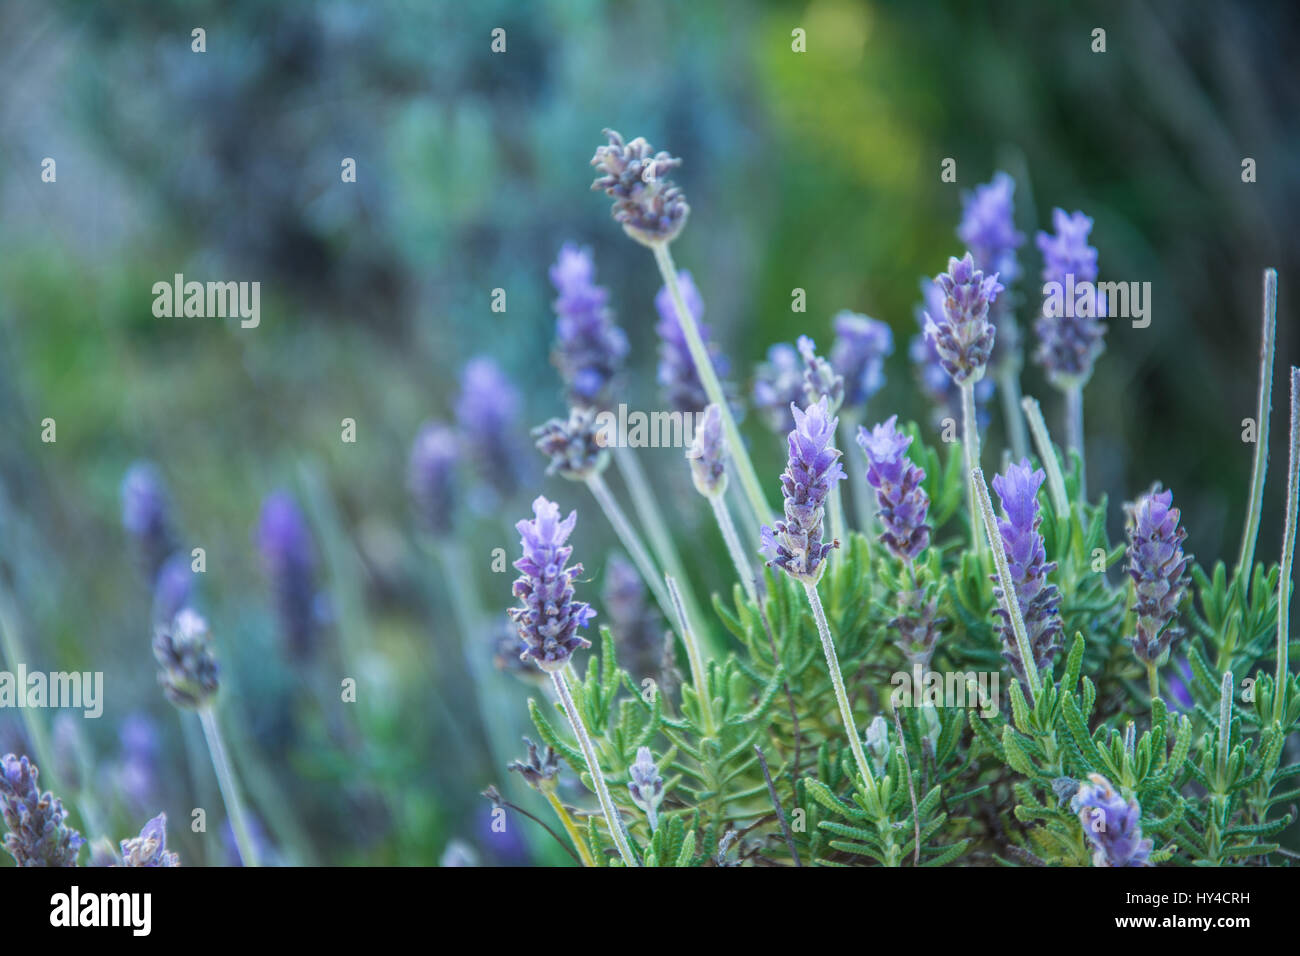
{"left": 1125, "top": 484, "right": 1190, "bottom": 664}
{"left": 153, "top": 608, "right": 220, "bottom": 709}
{"left": 686, "top": 403, "right": 728, "bottom": 498}
{"left": 603, "top": 554, "right": 664, "bottom": 682}
{"left": 456, "top": 356, "right": 530, "bottom": 504}
{"left": 508, "top": 496, "right": 596, "bottom": 672}
{"left": 797, "top": 335, "right": 844, "bottom": 414}
{"left": 590, "top": 129, "right": 689, "bottom": 246}
{"left": 257, "top": 492, "right": 320, "bottom": 661}
{"left": 753, "top": 343, "right": 804, "bottom": 433}
{"left": 924, "top": 253, "right": 1001, "bottom": 385}
{"left": 990, "top": 460, "right": 1063, "bottom": 685}
{"left": 891, "top": 587, "right": 945, "bottom": 671}
{"left": 533, "top": 406, "right": 610, "bottom": 481}
{"left": 654, "top": 271, "right": 738, "bottom": 416}
{"left": 408, "top": 422, "right": 459, "bottom": 537}
{"left": 760, "top": 397, "right": 846, "bottom": 584}
{"left": 121, "top": 461, "right": 176, "bottom": 584}
{"left": 627, "top": 746, "right": 664, "bottom": 827}
{"left": 0, "top": 753, "right": 83, "bottom": 867}
{"left": 1034, "top": 208, "right": 1107, "bottom": 386}
{"left": 117, "top": 813, "right": 179, "bottom": 867}
{"left": 865, "top": 715, "right": 890, "bottom": 777}
{"left": 507, "top": 738, "right": 560, "bottom": 792}
{"left": 831, "top": 311, "right": 894, "bottom": 411}
{"left": 1070, "top": 773, "right": 1152, "bottom": 867}
{"left": 958, "top": 173, "right": 1025, "bottom": 373}
{"left": 911, "top": 280, "right": 993, "bottom": 431}
{"left": 856, "top": 415, "right": 931, "bottom": 562}
{"left": 550, "top": 243, "right": 629, "bottom": 410}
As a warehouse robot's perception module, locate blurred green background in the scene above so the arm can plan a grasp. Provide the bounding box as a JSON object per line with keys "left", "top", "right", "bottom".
{"left": 0, "top": 0, "right": 1296, "bottom": 865}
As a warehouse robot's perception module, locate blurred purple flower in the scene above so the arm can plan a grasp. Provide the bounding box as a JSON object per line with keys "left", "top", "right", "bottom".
{"left": 408, "top": 422, "right": 459, "bottom": 537}
{"left": 797, "top": 335, "right": 844, "bottom": 413}
{"left": 1034, "top": 208, "right": 1107, "bottom": 386}
{"left": 753, "top": 342, "right": 803, "bottom": 433}
{"left": 257, "top": 491, "right": 320, "bottom": 661}
{"left": 958, "top": 173, "right": 1024, "bottom": 371}
{"left": 686, "top": 403, "right": 727, "bottom": 499}
{"left": 1071, "top": 773, "right": 1152, "bottom": 867}
{"left": 654, "top": 271, "right": 737, "bottom": 417}
{"left": 121, "top": 461, "right": 177, "bottom": 584}
{"left": 831, "top": 311, "right": 893, "bottom": 411}
{"left": 455, "top": 356, "right": 531, "bottom": 504}
{"left": 152, "top": 553, "right": 194, "bottom": 626}
{"left": 153, "top": 608, "right": 220, "bottom": 709}
{"left": 590, "top": 129, "right": 689, "bottom": 246}
{"left": 549, "top": 243, "right": 628, "bottom": 410}
{"left": 602, "top": 553, "right": 664, "bottom": 681}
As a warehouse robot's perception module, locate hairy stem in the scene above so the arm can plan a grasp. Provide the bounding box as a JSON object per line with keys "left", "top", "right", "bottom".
{"left": 1239, "top": 268, "right": 1279, "bottom": 596}
{"left": 802, "top": 580, "right": 878, "bottom": 797}
{"left": 551, "top": 670, "right": 638, "bottom": 866}
{"left": 1020, "top": 395, "right": 1070, "bottom": 520}
{"left": 199, "top": 706, "right": 260, "bottom": 867}
{"left": 998, "top": 366, "right": 1031, "bottom": 462}
{"left": 1065, "top": 383, "right": 1086, "bottom": 502}
{"left": 961, "top": 381, "right": 985, "bottom": 554}
{"left": 972, "top": 466, "right": 1042, "bottom": 705}
{"left": 1275, "top": 367, "right": 1300, "bottom": 724}
{"left": 651, "top": 242, "right": 771, "bottom": 525}
{"left": 709, "top": 494, "right": 758, "bottom": 606}
{"left": 585, "top": 472, "right": 671, "bottom": 618}
{"left": 543, "top": 789, "right": 596, "bottom": 867}
{"left": 665, "top": 575, "right": 716, "bottom": 735}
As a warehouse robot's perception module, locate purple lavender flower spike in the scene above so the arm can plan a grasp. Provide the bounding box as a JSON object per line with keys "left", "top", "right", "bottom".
{"left": 856, "top": 416, "right": 931, "bottom": 562}
{"left": 153, "top": 608, "right": 220, "bottom": 709}
{"left": 118, "top": 813, "right": 180, "bottom": 867}
{"left": 924, "top": 253, "right": 1002, "bottom": 385}
{"left": 550, "top": 243, "right": 629, "bottom": 410}
{"left": 911, "top": 280, "right": 993, "bottom": 431}
{"left": 959, "top": 173, "right": 1024, "bottom": 371}
{"left": 687, "top": 403, "right": 728, "bottom": 498}
{"left": 152, "top": 553, "right": 193, "bottom": 626}
{"left": 121, "top": 461, "right": 176, "bottom": 584}
{"left": 257, "top": 491, "right": 320, "bottom": 661}
{"left": 1125, "top": 484, "right": 1191, "bottom": 664}
{"left": 1071, "top": 773, "right": 1153, "bottom": 867}
{"left": 456, "top": 356, "right": 530, "bottom": 504}
{"left": 116, "top": 714, "right": 160, "bottom": 813}
{"left": 990, "top": 459, "right": 1063, "bottom": 685}
{"left": 831, "top": 312, "right": 893, "bottom": 411}
{"left": 797, "top": 335, "right": 844, "bottom": 413}
{"left": 508, "top": 496, "right": 596, "bottom": 672}
{"left": 654, "top": 271, "right": 737, "bottom": 417}
{"left": 753, "top": 343, "right": 803, "bottom": 433}
{"left": 627, "top": 746, "right": 664, "bottom": 827}
{"left": 590, "top": 129, "right": 690, "bottom": 246}
{"left": 0, "top": 753, "right": 83, "bottom": 866}
{"left": 1035, "top": 208, "right": 1107, "bottom": 386}
{"left": 760, "top": 397, "right": 846, "bottom": 584}
{"left": 408, "top": 422, "right": 459, "bottom": 537}
{"left": 533, "top": 406, "right": 610, "bottom": 481}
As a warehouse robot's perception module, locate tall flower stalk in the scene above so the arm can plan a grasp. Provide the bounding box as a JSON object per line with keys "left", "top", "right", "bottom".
{"left": 761, "top": 398, "right": 877, "bottom": 796}
{"left": 153, "top": 609, "right": 260, "bottom": 867}
{"left": 1125, "top": 485, "right": 1191, "bottom": 705}
{"left": 590, "top": 129, "right": 772, "bottom": 526}
{"left": 832, "top": 311, "right": 893, "bottom": 531}
{"left": 1276, "top": 367, "right": 1300, "bottom": 724}
{"left": 1237, "top": 269, "right": 1279, "bottom": 594}
{"left": 508, "top": 496, "right": 637, "bottom": 865}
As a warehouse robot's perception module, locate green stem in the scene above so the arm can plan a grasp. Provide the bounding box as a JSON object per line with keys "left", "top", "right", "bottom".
{"left": 551, "top": 670, "right": 638, "bottom": 866}
{"left": 1147, "top": 661, "right": 1160, "bottom": 712}
{"left": 1065, "top": 383, "right": 1086, "bottom": 502}
{"left": 665, "top": 575, "right": 716, "bottom": 736}
{"left": 802, "top": 580, "right": 878, "bottom": 797}
{"left": 841, "top": 412, "right": 874, "bottom": 534}
{"left": 1274, "top": 367, "right": 1300, "bottom": 725}
{"left": 198, "top": 706, "right": 260, "bottom": 867}
{"left": 1020, "top": 395, "right": 1070, "bottom": 520}
{"left": 961, "top": 380, "right": 985, "bottom": 554}
{"left": 1238, "top": 269, "right": 1278, "bottom": 595}
{"left": 651, "top": 242, "right": 771, "bottom": 525}
{"left": 972, "top": 466, "right": 1042, "bottom": 705}
{"left": 613, "top": 445, "right": 712, "bottom": 648}
{"left": 543, "top": 789, "right": 596, "bottom": 867}
{"left": 585, "top": 471, "right": 671, "bottom": 618}
{"left": 998, "top": 366, "right": 1031, "bottom": 462}
{"left": 709, "top": 493, "right": 758, "bottom": 607}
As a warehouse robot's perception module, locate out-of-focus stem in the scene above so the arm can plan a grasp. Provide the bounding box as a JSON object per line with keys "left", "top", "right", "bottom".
{"left": 551, "top": 670, "right": 638, "bottom": 866}
{"left": 584, "top": 472, "right": 670, "bottom": 618}
{"left": 1274, "top": 367, "right": 1300, "bottom": 725}
{"left": 198, "top": 706, "right": 260, "bottom": 868}
{"left": 665, "top": 575, "right": 716, "bottom": 736}
{"left": 1238, "top": 268, "right": 1278, "bottom": 597}
{"left": 961, "top": 381, "right": 984, "bottom": 554}
{"left": 1065, "top": 383, "right": 1086, "bottom": 502}
{"left": 651, "top": 242, "right": 772, "bottom": 526}
{"left": 841, "top": 412, "right": 874, "bottom": 535}
{"left": 973, "top": 466, "right": 1041, "bottom": 705}
{"left": 1021, "top": 396, "right": 1070, "bottom": 520}
{"left": 709, "top": 494, "right": 758, "bottom": 607}
{"left": 998, "top": 366, "right": 1031, "bottom": 461}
